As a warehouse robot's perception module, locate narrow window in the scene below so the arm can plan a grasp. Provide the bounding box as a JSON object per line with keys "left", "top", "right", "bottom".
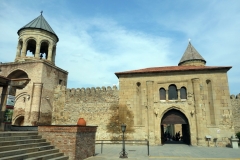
{"left": 59, "top": 79, "right": 62, "bottom": 85}
{"left": 168, "top": 84, "right": 178, "bottom": 100}
{"left": 159, "top": 88, "right": 166, "bottom": 100}
{"left": 180, "top": 87, "right": 187, "bottom": 99}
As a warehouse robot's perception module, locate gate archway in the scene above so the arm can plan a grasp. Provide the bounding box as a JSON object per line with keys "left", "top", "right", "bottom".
{"left": 161, "top": 109, "right": 191, "bottom": 145}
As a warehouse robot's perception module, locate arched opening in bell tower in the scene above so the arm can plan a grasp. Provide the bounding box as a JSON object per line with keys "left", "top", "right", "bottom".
{"left": 40, "top": 41, "right": 49, "bottom": 59}
{"left": 161, "top": 109, "right": 191, "bottom": 145}
{"left": 52, "top": 46, "right": 56, "bottom": 63}
{"left": 26, "top": 39, "right": 36, "bottom": 57}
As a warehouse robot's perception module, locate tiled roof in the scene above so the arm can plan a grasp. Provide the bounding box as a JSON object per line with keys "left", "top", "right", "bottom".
{"left": 178, "top": 42, "right": 206, "bottom": 65}
{"left": 115, "top": 66, "right": 232, "bottom": 77}
{"left": 17, "top": 13, "right": 59, "bottom": 41}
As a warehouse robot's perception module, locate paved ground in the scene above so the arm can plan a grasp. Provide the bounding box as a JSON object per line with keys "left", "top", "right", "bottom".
{"left": 86, "top": 143, "right": 240, "bottom": 160}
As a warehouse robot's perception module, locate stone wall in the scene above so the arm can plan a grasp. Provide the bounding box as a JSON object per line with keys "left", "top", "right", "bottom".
{"left": 52, "top": 85, "right": 119, "bottom": 140}
{"left": 0, "top": 61, "right": 68, "bottom": 127}
{"left": 38, "top": 125, "right": 97, "bottom": 160}
{"left": 51, "top": 83, "right": 240, "bottom": 146}
{"left": 231, "top": 93, "right": 240, "bottom": 133}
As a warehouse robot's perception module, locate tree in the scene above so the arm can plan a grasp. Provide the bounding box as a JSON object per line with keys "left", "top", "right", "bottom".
{"left": 106, "top": 104, "right": 134, "bottom": 140}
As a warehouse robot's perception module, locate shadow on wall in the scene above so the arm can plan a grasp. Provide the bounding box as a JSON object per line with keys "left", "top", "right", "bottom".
{"left": 106, "top": 104, "right": 135, "bottom": 140}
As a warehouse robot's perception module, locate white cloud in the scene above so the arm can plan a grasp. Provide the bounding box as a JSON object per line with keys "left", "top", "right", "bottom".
{"left": 54, "top": 17, "right": 171, "bottom": 88}
{"left": 0, "top": 0, "right": 239, "bottom": 94}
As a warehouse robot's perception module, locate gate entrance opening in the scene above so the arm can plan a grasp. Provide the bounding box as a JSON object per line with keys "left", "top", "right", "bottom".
{"left": 161, "top": 109, "right": 190, "bottom": 145}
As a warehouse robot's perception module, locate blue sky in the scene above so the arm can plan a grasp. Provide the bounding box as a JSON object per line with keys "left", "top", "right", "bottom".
{"left": 0, "top": 0, "right": 239, "bottom": 95}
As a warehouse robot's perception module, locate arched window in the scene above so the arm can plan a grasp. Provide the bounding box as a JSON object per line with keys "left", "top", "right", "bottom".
{"left": 26, "top": 39, "right": 36, "bottom": 56}
{"left": 180, "top": 87, "right": 187, "bottom": 99}
{"left": 40, "top": 41, "right": 49, "bottom": 59}
{"left": 168, "top": 84, "right": 178, "bottom": 100}
{"left": 159, "top": 88, "right": 166, "bottom": 100}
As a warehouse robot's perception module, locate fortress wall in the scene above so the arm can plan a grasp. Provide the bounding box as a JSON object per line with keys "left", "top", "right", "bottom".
{"left": 231, "top": 93, "right": 240, "bottom": 133}
{"left": 51, "top": 84, "right": 240, "bottom": 143}
{"left": 52, "top": 85, "right": 119, "bottom": 140}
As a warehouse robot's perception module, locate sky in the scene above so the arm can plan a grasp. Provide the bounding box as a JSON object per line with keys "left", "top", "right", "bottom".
{"left": 0, "top": 0, "right": 239, "bottom": 95}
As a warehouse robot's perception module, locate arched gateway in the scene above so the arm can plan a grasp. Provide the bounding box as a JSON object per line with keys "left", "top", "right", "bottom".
{"left": 161, "top": 109, "right": 191, "bottom": 145}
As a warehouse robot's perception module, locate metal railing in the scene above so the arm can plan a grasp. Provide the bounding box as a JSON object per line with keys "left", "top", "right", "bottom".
{"left": 95, "top": 139, "right": 149, "bottom": 156}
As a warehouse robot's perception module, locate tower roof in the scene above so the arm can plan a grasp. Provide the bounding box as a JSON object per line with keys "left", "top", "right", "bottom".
{"left": 17, "top": 12, "right": 59, "bottom": 41}
{"left": 178, "top": 42, "right": 206, "bottom": 66}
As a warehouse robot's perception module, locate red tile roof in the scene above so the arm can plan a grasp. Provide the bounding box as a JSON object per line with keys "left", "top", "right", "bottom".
{"left": 115, "top": 66, "right": 232, "bottom": 77}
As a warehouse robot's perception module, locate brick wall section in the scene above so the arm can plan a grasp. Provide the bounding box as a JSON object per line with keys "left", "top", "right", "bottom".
{"left": 38, "top": 125, "right": 97, "bottom": 160}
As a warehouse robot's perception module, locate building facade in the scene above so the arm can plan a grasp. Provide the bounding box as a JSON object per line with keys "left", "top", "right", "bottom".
{"left": 0, "top": 14, "right": 239, "bottom": 147}
{"left": 0, "top": 13, "right": 68, "bottom": 130}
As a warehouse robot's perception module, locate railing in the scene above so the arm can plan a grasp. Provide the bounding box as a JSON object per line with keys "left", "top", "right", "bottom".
{"left": 95, "top": 139, "right": 149, "bottom": 156}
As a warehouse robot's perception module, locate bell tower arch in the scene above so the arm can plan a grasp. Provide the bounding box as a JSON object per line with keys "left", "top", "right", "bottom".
{"left": 15, "top": 12, "right": 58, "bottom": 64}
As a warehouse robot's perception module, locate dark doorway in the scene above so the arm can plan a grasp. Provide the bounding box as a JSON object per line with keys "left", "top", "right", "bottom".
{"left": 161, "top": 109, "right": 191, "bottom": 145}
{"left": 14, "top": 116, "right": 24, "bottom": 126}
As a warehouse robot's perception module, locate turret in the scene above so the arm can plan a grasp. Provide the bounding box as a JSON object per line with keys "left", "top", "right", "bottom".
{"left": 178, "top": 42, "right": 206, "bottom": 66}
{"left": 15, "top": 12, "right": 58, "bottom": 65}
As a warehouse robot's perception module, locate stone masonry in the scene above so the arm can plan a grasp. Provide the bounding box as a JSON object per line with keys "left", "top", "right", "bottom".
{"left": 0, "top": 14, "right": 239, "bottom": 149}
{"left": 231, "top": 94, "right": 240, "bottom": 133}
{"left": 52, "top": 85, "right": 119, "bottom": 140}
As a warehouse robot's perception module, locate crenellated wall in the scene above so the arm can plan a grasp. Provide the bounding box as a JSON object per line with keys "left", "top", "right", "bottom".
{"left": 51, "top": 84, "right": 240, "bottom": 145}
{"left": 52, "top": 85, "right": 119, "bottom": 140}
{"left": 230, "top": 93, "right": 240, "bottom": 133}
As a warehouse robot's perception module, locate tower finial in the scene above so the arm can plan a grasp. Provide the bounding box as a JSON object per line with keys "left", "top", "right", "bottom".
{"left": 188, "top": 38, "right": 191, "bottom": 42}
{"left": 40, "top": 11, "right": 43, "bottom": 15}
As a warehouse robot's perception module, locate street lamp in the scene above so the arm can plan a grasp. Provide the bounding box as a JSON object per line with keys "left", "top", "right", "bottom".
{"left": 119, "top": 124, "right": 128, "bottom": 158}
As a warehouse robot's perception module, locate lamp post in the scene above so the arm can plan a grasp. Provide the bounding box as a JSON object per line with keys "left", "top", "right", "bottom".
{"left": 119, "top": 124, "right": 128, "bottom": 158}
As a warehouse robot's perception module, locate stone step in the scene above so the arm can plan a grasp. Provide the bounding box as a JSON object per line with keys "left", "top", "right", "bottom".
{"left": 0, "top": 148, "right": 60, "bottom": 160}
{"left": 0, "top": 145, "right": 54, "bottom": 158}
{"left": 0, "top": 131, "right": 68, "bottom": 160}
{"left": 0, "top": 147, "right": 39, "bottom": 158}
{"left": 0, "top": 138, "right": 46, "bottom": 146}
{"left": 49, "top": 155, "right": 69, "bottom": 160}
{"left": 0, "top": 135, "right": 42, "bottom": 141}
{"left": 25, "top": 152, "right": 65, "bottom": 160}
{"left": 0, "top": 141, "right": 51, "bottom": 152}
{"left": 0, "top": 131, "right": 38, "bottom": 137}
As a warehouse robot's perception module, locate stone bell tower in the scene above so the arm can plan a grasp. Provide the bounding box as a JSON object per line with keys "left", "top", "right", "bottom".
{"left": 0, "top": 12, "right": 68, "bottom": 128}
{"left": 15, "top": 12, "right": 58, "bottom": 64}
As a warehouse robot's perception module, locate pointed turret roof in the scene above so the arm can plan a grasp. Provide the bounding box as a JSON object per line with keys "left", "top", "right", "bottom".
{"left": 17, "top": 12, "right": 59, "bottom": 41}
{"left": 178, "top": 42, "right": 206, "bottom": 66}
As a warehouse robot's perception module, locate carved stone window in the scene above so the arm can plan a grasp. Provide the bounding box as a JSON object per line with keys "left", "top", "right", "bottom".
{"left": 180, "top": 87, "right": 187, "bottom": 99}
{"left": 159, "top": 88, "right": 166, "bottom": 100}
{"left": 168, "top": 84, "right": 178, "bottom": 100}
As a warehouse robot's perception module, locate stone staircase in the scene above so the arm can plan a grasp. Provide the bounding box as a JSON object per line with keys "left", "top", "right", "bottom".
{"left": 0, "top": 131, "right": 68, "bottom": 160}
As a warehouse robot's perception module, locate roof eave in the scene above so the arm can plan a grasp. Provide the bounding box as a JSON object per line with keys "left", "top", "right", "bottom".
{"left": 17, "top": 28, "right": 59, "bottom": 42}
{"left": 115, "top": 66, "right": 232, "bottom": 77}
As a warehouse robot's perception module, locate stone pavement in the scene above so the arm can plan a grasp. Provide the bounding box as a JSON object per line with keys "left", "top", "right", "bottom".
{"left": 86, "top": 143, "right": 240, "bottom": 160}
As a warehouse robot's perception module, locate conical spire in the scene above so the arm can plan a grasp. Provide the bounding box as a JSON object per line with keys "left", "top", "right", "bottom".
{"left": 17, "top": 12, "right": 58, "bottom": 41}
{"left": 178, "top": 42, "right": 206, "bottom": 66}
